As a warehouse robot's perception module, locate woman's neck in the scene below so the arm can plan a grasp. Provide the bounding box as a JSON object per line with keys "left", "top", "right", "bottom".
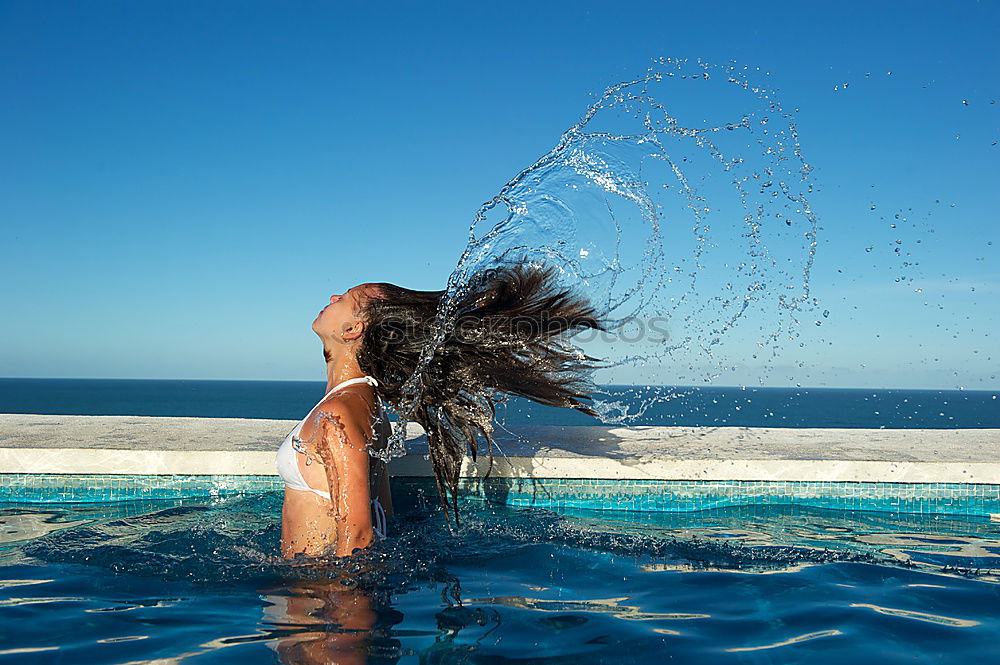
{"left": 323, "top": 346, "right": 366, "bottom": 393}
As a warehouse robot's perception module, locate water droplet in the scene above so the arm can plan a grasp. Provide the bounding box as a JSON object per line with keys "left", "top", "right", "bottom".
{"left": 386, "top": 59, "right": 823, "bottom": 447}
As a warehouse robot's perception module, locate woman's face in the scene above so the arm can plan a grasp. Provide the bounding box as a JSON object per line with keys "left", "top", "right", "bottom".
{"left": 312, "top": 284, "right": 368, "bottom": 343}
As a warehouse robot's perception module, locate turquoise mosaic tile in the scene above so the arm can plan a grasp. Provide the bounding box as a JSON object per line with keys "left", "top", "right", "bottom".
{"left": 452, "top": 477, "right": 1000, "bottom": 519}
{"left": 0, "top": 473, "right": 282, "bottom": 504}
{"left": 1, "top": 474, "right": 998, "bottom": 518}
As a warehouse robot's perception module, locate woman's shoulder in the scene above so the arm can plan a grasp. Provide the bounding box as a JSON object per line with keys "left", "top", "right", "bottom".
{"left": 314, "top": 391, "right": 372, "bottom": 441}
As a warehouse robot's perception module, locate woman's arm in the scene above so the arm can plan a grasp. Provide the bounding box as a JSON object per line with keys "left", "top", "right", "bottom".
{"left": 315, "top": 398, "right": 375, "bottom": 557}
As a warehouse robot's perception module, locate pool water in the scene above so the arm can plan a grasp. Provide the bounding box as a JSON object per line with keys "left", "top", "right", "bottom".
{"left": 1, "top": 490, "right": 998, "bottom": 664}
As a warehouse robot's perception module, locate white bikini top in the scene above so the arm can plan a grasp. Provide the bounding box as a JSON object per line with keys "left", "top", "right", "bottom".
{"left": 274, "top": 375, "right": 389, "bottom": 540}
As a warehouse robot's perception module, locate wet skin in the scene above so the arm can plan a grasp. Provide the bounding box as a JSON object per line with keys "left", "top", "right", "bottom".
{"left": 280, "top": 285, "right": 394, "bottom": 559}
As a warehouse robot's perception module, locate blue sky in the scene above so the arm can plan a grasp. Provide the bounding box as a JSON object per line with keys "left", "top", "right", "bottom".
{"left": 1, "top": 1, "right": 997, "bottom": 389}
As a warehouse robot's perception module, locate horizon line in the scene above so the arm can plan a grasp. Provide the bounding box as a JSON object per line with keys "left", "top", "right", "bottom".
{"left": 0, "top": 376, "right": 996, "bottom": 393}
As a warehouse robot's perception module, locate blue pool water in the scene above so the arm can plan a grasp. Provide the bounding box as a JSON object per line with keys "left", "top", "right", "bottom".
{"left": 1, "top": 486, "right": 998, "bottom": 663}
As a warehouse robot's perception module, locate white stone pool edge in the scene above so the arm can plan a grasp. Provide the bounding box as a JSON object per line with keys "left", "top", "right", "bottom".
{"left": 0, "top": 413, "right": 998, "bottom": 485}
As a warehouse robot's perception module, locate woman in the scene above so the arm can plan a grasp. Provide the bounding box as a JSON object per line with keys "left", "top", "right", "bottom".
{"left": 275, "top": 264, "right": 605, "bottom": 558}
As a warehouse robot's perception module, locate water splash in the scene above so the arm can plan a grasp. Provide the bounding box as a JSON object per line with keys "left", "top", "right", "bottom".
{"left": 385, "top": 57, "right": 820, "bottom": 461}
{"left": 9, "top": 494, "right": 1000, "bottom": 585}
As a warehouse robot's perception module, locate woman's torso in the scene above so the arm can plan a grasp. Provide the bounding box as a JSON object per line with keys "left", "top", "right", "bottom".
{"left": 275, "top": 376, "right": 393, "bottom": 547}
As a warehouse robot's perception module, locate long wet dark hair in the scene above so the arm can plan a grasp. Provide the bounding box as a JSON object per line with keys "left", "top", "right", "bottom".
{"left": 357, "top": 263, "right": 605, "bottom": 524}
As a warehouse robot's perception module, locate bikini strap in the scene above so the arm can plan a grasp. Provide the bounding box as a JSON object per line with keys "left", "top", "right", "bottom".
{"left": 292, "top": 375, "right": 381, "bottom": 441}
{"left": 321, "top": 375, "right": 379, "bottom": 400}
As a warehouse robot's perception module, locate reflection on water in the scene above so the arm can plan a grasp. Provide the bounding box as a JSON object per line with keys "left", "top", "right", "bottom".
{"left": 554, "top": 503, "right": 1000, "bottom": 582}
{"left": 0, "top": 493, "right": 998, "bottom": 663}
{"left": 0, "top": 512, "right": 89, "bottom": 544}
{"left": 260, "top": 578, "right": 403, "bottom": 665}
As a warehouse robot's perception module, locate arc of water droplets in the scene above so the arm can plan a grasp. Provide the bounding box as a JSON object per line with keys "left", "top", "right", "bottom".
{"left": 372, "top": 57, "right": 821, "bottom": 463}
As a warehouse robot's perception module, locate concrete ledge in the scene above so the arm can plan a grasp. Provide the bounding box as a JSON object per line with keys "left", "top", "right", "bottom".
{"left": 1, "top": 414, "right": 998, "bottom": 484}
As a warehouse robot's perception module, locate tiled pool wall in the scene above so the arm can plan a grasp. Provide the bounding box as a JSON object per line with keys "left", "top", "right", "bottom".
{"left": 2, "top": 474, "right": 998, "bottom": 519}
{"left": 451, "top": 477, "right": 1000, "bottom": 519}
{"left": 0, "top": 473, "right": 281, "bottom": 504}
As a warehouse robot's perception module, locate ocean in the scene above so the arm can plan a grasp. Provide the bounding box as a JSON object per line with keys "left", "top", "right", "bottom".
{"left": 0, "top": 378, "right": 996, "bottom": 428}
